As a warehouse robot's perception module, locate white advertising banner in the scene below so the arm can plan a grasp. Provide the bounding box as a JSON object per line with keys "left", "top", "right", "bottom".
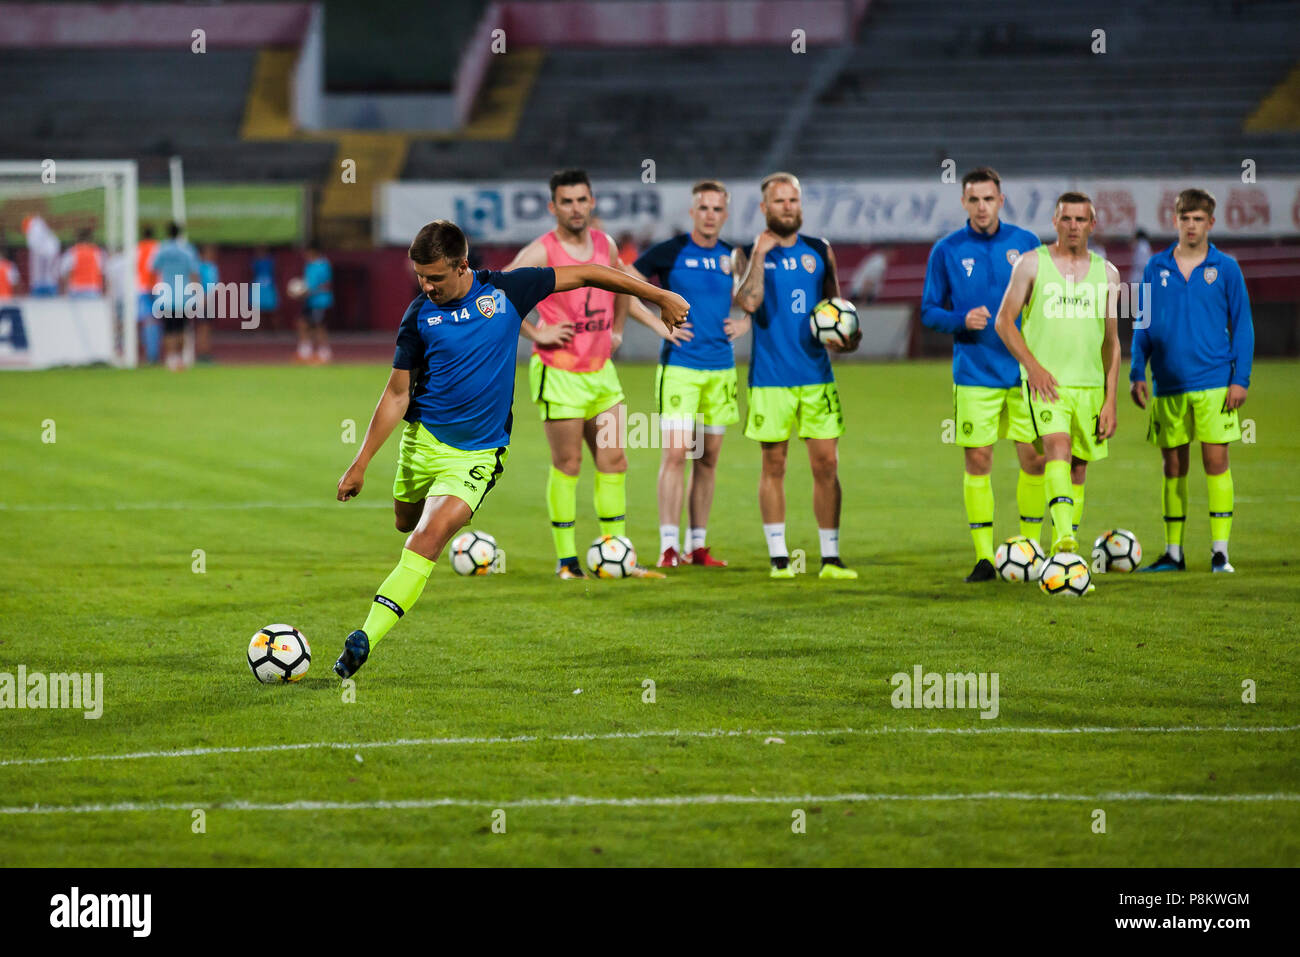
{"left": 379, "top": 177, "right": 1300, "bottom": 245}
{"left": 0, "top": 298, "right": 115, "bottom": 370}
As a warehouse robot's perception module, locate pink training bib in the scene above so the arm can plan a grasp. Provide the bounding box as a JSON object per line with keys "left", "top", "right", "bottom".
{"left": 534, "top": 229, "right": 616, "bottom": 373}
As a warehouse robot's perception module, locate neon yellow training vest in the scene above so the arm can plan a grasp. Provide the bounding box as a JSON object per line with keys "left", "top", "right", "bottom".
{"left": 1021, "top": 245, "right": 1107, "bottom": 387}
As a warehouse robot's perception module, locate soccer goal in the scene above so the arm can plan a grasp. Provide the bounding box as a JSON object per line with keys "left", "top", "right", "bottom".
{"left": 0, "top": 160, "right": 138, "bottom": 368}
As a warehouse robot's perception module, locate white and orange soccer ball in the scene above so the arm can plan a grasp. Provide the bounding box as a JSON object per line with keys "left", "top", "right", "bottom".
{"left": 1092, "top": 528, "right": 1142, "bottom": 573}
{"left": 247, "top": 624, "right": 311, "bottom": 683}
{"left": 1039, "top": 553, "right": 1092, "bottom": 597}
{"left": 450, "top": 530, "right": 501, "bottom": 576}
{"left": 995, "top": 535, "right": 1046, "bottom": 582}
{"left": 587, "top": 534, "right": 636, "bottom": 578}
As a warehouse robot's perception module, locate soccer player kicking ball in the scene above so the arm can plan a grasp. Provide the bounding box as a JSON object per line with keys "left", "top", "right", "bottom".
{"left": 506, "top": 169, "right": 662, "bottom": 579}
{"left": 921, "top": 166, "right": 1045, "bottom": 582}
{"left": 733, "top": 172, "right": 861, "bottom": 580}
{"left": 625, "top": 179, "right": 748, "bottom": 568}
{"left": 994, "top": 192, "right": 1121, "bottom": 557}
{"left": 332, "top": 221, "right": 688, "bottom": 679}
{"left": 1131, "top": 188, "right": 1254, "bottom": 573}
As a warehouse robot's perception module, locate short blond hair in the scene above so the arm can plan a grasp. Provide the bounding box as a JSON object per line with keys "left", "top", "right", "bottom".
{"left": 760, "top": 171, "right": 801, "bottom": 197}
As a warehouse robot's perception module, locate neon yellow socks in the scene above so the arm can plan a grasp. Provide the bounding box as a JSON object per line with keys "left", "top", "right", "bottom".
{"left": 962, "top": 472, "right": 995, "bottom": 562}
{"left": 1071, "top": 482, "right": 1085, "bottom": 533}
{"left": 547, "top": 466, "right": 578, "bottom": 559}
{"left": 594, "top": 470, "right": 627, "bottom": 538}
{"left": 1163, "top": 474, "right": 1188, "bottom": 556}
{"left": 1207, "top": 469, "right": 1233, "bottom": 553}
{"left": 1045, "top": 459, "right": 1074, "bottom": 546}
{"left": 1016, "top": 470, "right": 1044, "bottom": 541}
{"left": 362, "top": 547, "right": 434, "bottom": 648}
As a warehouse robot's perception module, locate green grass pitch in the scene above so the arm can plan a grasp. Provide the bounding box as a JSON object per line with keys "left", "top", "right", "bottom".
{"left": 0, "top": 358, "right": 1296, "bottom": 866}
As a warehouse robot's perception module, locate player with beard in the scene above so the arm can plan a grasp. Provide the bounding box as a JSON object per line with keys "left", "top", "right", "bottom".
{"left": 733, "top": 172, "right": 862, "bottom": 580}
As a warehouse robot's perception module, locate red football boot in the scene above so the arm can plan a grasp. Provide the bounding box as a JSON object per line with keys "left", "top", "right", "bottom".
{"left": 657, "top": 546, "right": 682, "bottom": 568}
{"left": 688, "top": 546, "right": 727, "bottom": 567}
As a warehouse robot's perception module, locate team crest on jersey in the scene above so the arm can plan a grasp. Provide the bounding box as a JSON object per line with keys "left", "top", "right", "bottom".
{"left": 475, "top": 294, "right": 496, "bottom": 317}
{"left": 1203, "top": 267, "right": 1218, "bottom": 284}
{"left": 801, "top": 254, "right": 816, "bottom": 273}
{"left": 961, "top": 258, "right": 975, "bottom": 277}
{"left": 1007, "top": 250, "right": 1021, "bottom": 265}
{"left": 720, "top": 255, "right": 732, "bottom": 275}
{"left": 1159, "top": 269, "right": 1170, "bottom": 287}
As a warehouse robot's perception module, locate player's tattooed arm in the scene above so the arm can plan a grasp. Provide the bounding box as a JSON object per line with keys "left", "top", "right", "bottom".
{"left": 995, "top": 252, "right": 1057, "bottom": 401}
{"left": 1098, "top": 261, "right": 1122, "bottom": 439}
{"left": 338, "top": 368, "right": 411, "bottom": 501}
{"left": 734, "top": 231, "right": 778, "bottom": 313}
{"left": 553, "top": 264, "right": 689, "bottom": 331}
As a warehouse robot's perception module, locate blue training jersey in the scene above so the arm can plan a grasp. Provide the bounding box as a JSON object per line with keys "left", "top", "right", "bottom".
{"left": 920, "top": 220, "right": 1042, "bottom": 389}
{"left": 393, "top": 267, "right": 556, "bottom": 451}
{"left": 743, "top": 234, "right": 833, "bottom": 388}
{"left": 633, "top": 234, "right": 735, "bottom": 370}
{"left": 1131, "top": 243, "right": 1254, "bottom": 396}
{"left": 252, "top": 256, "right": 278, "bottom": 310}
{"left": 304, "top": 257, "right": 333, "bottom": 309}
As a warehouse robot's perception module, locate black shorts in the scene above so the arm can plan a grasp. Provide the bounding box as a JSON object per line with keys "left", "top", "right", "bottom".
{"left": 162, "top": 313, "right": 186, "bottom": 335}
{"left": 304, "top": 306, "right": 329, "bottom": 326}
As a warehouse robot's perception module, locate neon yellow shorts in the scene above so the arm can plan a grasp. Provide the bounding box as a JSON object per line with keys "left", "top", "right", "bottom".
{"left": 529, "top": 354, "right": 624, "bottom": 421}
{"left": 1147, "top": 387, "right": 1241, "bottom": 448}
{"left": 1023, "top": 383, "right": 1108, "bottom": 461}
{"left": 953, "top": 383, "right": 1035, "bottom": 447}
{"left": 392, "top": 421, "right": 508, "bottom": 513}
{"left": 745, "top": 383, "right": 844, "bottom": 442}
{"left": 655, "top": 364, "right": 740, "bottom": 428}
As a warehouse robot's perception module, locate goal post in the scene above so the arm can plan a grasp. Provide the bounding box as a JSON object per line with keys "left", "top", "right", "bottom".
{"left": 0, "top": 160, "right": 138, "bottom": 368}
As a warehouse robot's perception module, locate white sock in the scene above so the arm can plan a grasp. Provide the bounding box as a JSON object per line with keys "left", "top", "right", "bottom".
{"left": 659, "top": 525, "right": 679, "bottom": 554}
{"left": 316, "top": 344, "right": 332, "bottom": 360}
{"left": 297, "top": 341, "right": 312, "bottom": 359}
{"left": 763, "top": 523, "right": 787, "bottom": 559}
{"left": 1167, "top": 544, "right": 1183, "bottom": 561}
{"left": 1212, "top": 540, "right": 1228, "bottom": 559}
{"left": 687, "top": 527, "right": 706, "bottom": 552}
{"left": 819, "top": 527, "right": 839, "bottom": 560}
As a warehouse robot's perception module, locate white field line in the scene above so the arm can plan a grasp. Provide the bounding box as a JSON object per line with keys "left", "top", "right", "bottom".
{"left": 3, "top": 791, "right": 1298, "bottom": 816}
{"left": 3, "top": 724, "right": 1297, "bottom": 769}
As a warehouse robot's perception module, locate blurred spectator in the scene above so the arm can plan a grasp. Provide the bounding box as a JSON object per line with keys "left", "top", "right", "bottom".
{"left": 22, "top": 215, "right": 61, "bottom": 295}
{"left": 251, "top": 246, "right": 280, "bottom": 331}
{"left": 851, "top": 248, "right": 889, "bottom": 303}
{"left": 150, "top": 221, "right": 200, "bottom": 372}
{"left": 60, "top": 228, "right": 106, "bottom": 297}
{"left": 293, "top": 242, "right": 333, "bottom": 364}
{"left": 1129, "top": 228, "right": 1153, "bottom": 284}
{"left": 0, "top": 247, "right": 22, "bottom": 299}
{"left": 197, "top": 244, "right": 220, "bottom": 363}
{"left": 137, "top": 225, "right": 161, "bottom": 364}
{"left": 617, "top": 231, "right": 640, "bottom": 265}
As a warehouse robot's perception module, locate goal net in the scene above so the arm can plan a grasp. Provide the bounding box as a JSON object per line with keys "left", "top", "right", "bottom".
{"left": 0, "top": 160, "right": 138, "bottom": 369}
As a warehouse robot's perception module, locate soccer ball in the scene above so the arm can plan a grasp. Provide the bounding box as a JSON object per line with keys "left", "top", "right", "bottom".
{"left": 1092, "top": 528, "right": 1142, "bottom": 573}
{"left": 587, "top": 534, "right": 637, "bottom": 578}
{"left": 287, "top": 277, "right": 307, "bottom": 298}
{"left": 450, "top": 530, "right": 500, "bottom": 576}
{"left": 1038, "top": 553, "right": 1092, "bottom": 597}
{"left": 809, "top": 297, "right": 860, "bottom": 348}
{"left": 995, "top": 536, "right": 1046, "bottom": 582}
{"left": 247, "top": 624, "right": 311, "bottom": 683}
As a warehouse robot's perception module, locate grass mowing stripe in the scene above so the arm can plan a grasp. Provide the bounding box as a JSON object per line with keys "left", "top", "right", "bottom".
{"left": 4, "top": 792, "right": 1299, "bottom": 815}
{"left": 4, "top": 724, "right": 1297, "bottom": 768}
